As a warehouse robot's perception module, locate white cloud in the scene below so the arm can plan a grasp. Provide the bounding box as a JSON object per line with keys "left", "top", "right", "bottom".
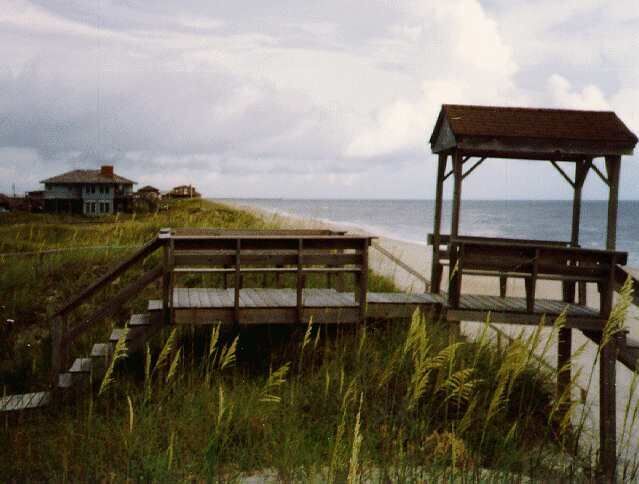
{"left": 546, "top": 74, "right": 610, "bottom": 110}
{"left": 0, "top": 0, "right": 637, "bottom": 198}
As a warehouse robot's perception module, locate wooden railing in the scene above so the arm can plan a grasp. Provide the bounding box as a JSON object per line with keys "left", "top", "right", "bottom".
{"left": 446, "top": 238, "right": 627, "bottom": 318}
{"left": 168, "top": 233, "right": 373, "bottom": 325}
{"left": 50, "top": 232, "right": 167, "bottom": 377}
{"left": 49, "top": 228, "right": 364, "bottom": 377}
{"left": 428, "top": 234, "right": 588, "bottom": 301}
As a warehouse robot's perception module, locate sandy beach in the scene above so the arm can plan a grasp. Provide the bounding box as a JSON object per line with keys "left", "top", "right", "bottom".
{"left": 224, "top": 199, "right": 639, "bottom": 453}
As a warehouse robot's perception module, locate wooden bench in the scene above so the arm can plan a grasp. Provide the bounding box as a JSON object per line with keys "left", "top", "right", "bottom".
{"left": 165, "top": 233, "right": 374, "bottom": 325}
{"left": 445, "top": 238, "right": 627, "bottom": 322}
{"left": 428, "top": 234, "right": 578, "bottom": 298}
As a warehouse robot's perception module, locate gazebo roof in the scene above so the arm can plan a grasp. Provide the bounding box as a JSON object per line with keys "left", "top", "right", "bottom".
{"left": 430, "top": 104, "right": 638, "bottom": 160}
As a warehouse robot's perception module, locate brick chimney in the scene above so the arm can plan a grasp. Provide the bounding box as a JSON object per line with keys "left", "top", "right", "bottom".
{"left": 100, "top": 165, "right": 114, "bottom": 177}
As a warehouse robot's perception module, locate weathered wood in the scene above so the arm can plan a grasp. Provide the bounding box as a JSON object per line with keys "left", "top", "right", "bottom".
{"left": 359, "top": 239, "right": 369, "bottom": 325}
{"left": 599, "top": 332, "right": 620, "bottom": 481}
{"left": 372, "top": 242, "right": 429, "bottom": 292}
{"left": 429, "top": 234, "right": 574, "bottom": 248}
{"left": 431, "top": 153, "right": 447, "bottom": 293}
{"left": 605, "top": 155, "right": 621, "bottom": 250}
{"left": 461, "top": 157, "right": 486, "bottom": 180}
{"left": 162, "top": 235, "right": 172, "bottom": 325}
{"left": 451, "top": 150, "right": 463, "bottom": 238}
{"left": 172, "top": 235, "right": 372, "bottom": 252}
{"left": 296, "top": 239, "right": 304, "bottom": 323}
{"left": 550, "top": 160, "right": 576, "bottom": 188}
{"left": 61, "top": 265, "right": 163, "bottom": 346}
{"left": 173, "top": 252, "right": 362, "bottom": 267}
{"left": 234, "top": 239, "right": 241, "bottom": 326}
{"left": 54, "top": 236, "right": 163, "bottom": 318}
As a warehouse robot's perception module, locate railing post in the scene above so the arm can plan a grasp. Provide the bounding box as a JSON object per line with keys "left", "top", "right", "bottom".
{"left": 160, "top": 228, "right": 172, "bottom": 325}
{"left": 50, "top": 314, "right": 65, "bottom": 383}
{"left": 359, "top": 239, "right": 369, "bottom": 326}
{"left": 234, "top": 239, "right": 241, "bottom": 327}
{"left": 598, "top": 253, "right": 619, "bottom": 482}
{"left": 296, "top": 239, "right": 304, "bottom": 324}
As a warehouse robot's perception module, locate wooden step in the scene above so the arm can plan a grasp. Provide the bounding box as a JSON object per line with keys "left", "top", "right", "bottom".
{"left": 58, "top": 372, "right": 73, "bottom": 389}
{"left": 91, "top": 342, "right": 113, "bottom": 358}
{"left": 0, "top": 392, "right": 51, "bottom": 412}
{"left": 110, "top": 328, "right": 133, "bottom": 343}
{"left": 148, "top": 300, "right": 162, "bottom": 312}
{"left": 68, "top": 358, "right": 93, "bottom": 374}
{"left": 128, "top": 313, "right": 151, "bottom": 327}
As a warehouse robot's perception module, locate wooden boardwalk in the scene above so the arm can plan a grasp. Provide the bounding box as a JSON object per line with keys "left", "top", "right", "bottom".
{"left": 146, "top": 287, "right": 600, "bottom": 327}
{"left": 149, "top": 288, "right": 445, "bottom": 324}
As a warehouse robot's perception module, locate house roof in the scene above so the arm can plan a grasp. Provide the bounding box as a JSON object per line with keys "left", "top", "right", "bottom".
{"left": 429, "top": 104, "right": 638, "bottom": 158}
{"left": 138, "top": 185, "right": 160, "bottom": 192}
{"left": 40, "top": 169, "right": 136, "bottom": 185}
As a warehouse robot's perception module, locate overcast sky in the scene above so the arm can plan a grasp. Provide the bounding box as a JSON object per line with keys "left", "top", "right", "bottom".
{"left": 1, "top": 0, "right": 638, "bottom": 199}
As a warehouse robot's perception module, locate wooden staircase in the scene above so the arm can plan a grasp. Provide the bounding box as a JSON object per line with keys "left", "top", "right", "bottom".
{"left": 0, "top": 311, "right": 163, "bottom": 413}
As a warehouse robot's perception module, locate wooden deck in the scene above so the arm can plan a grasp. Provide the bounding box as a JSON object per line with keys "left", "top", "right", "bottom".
{"left": 146, "top": 287, "right": 601, "bottom": 327}
{"left": 148, "top": 288, "right": 444, "bottom": 324}
{"left": 449, "top": 294, "right": 603, "bottom": 329}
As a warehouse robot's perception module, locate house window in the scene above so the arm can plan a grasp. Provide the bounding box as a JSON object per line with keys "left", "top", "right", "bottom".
{"left": 104, "top": 202, "right": 110, "bottom": 213}
{"left": 91, "top": 202, "right": 96, "bottom": 214}
{"left": 85, "top": 202, "right": 91, "bottom": 214}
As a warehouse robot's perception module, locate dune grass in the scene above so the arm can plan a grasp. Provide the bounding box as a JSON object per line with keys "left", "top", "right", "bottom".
{"left": 1, "top": 200, "right": 638, "bottom": 481}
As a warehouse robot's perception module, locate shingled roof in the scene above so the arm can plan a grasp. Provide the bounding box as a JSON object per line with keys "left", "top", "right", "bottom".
{"left": 430, "top": 104, "right": 638, "bottom": 159}
{"left": 41, "top": 169, "right": 135, "bottom": 185}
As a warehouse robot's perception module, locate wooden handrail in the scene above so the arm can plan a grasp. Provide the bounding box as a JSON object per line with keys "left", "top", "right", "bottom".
{"left": 428, "top": 233, "right": 574, "bottom": 248}
{"left": 53, "top": 236, "right": 164, "bottom": 318}
{"left": 371, "top": 241, "right": 430, "bottom": 291}
{"left": 60, "top": 265, "right": 164, "bottom": 346}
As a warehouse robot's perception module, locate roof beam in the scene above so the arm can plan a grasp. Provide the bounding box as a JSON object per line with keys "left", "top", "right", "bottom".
{"left": 444, "top": 156, "right": 472, "bottom": 181}
{"left": 550, "top": 161, "right": 575, "bottom": 189}
{"left": 589, "top": 160, "right": 610, "bottom": 186}
{"left": 462, "top": 157, "right": 486, "bottom": 180}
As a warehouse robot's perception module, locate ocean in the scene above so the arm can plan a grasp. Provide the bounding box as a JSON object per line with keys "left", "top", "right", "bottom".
{"left": 226, "top": 199, "right": 639, "bottom": 266}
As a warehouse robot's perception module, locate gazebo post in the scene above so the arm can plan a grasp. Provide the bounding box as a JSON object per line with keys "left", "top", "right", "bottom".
{"left": 448, "top": 150, "right": 463, "bottom": 339}
{"left": 605, "top": 156, "right": 621, "bottom": 251}
{"left": 598, "top": 155, "right": 621, "bottom": 481}
{"left": 450, "top": 150, "right": 463, "bottom": 239}
{"left": 430, "top": 153, "right": 447, "bottom": 293}
{"left": 557, "top": 160, "right": 590, "bottom": 418}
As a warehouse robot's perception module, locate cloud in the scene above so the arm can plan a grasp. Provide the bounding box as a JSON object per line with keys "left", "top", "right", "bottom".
{"left": 546, "top": 74, "right": 610, "bottom": 110}
{"left": 0, "top": 0, "right": 637, "bottom": 198}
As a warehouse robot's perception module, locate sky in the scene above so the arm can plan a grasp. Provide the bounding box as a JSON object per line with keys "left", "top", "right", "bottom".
{"left": 1, "top": 0, "right": 638, "bottom": 200}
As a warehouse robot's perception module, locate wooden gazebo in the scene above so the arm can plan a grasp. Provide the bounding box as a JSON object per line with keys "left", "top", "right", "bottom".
{"left": 428, "top": 104, "right": 638, "bottom": 479}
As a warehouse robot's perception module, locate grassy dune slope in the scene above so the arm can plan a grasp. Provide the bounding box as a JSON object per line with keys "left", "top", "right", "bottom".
{"left": 0, "top": 200, "right": 604, "bottom": 481}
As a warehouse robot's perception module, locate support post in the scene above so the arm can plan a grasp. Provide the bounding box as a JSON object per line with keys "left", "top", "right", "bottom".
{"left": 359, "top": 239, "right": 369, "bottom": 327}
{"left": 296, "top": 239, "right": 304, "bottom": 324}
{"left": 558, "top": 159, "right": 590, "bottom": 416}
{"left": 234, "top": 239, "right": 241, "bottom": 327}
{"left": 50, "top": 315, "right": 65, "bottom": 383}
{"left": 448, "top": 150, "right": 463, "bottom": 339}
{"left": 450, "top": 150, "right": 463, "bottom": 238}
{"left": 599, "top": 332, "right": 619, "bottom": 482}
{"left": 605, "top": 155, "right": 621, "bottom": 250}
{"left": 431, "top": 153, "right": 447, "bottom": 293}
{"left": 160, "top": 229, "right": 172, "bottom": 325}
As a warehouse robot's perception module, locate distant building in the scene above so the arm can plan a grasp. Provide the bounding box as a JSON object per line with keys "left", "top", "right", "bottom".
{"left": 137, "top": 185, "right": 161, "bottom": 200}
{"left": 166, "top": 184, "right": 201, "bottom": 199}
{"left": 40, "top": 165, "right": 136, "bottom": 215}
{"left": 0, "top": 194, "right": 10, "bottom": 212}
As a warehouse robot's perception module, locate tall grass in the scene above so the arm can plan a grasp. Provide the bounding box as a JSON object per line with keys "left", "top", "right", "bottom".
{"left": 2, "top": 200, "right": 639, "bottom": 481}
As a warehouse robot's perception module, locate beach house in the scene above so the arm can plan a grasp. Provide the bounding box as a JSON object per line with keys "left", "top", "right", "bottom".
{"left": 40, "top": 165, "right": 136, "bottom": 215}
